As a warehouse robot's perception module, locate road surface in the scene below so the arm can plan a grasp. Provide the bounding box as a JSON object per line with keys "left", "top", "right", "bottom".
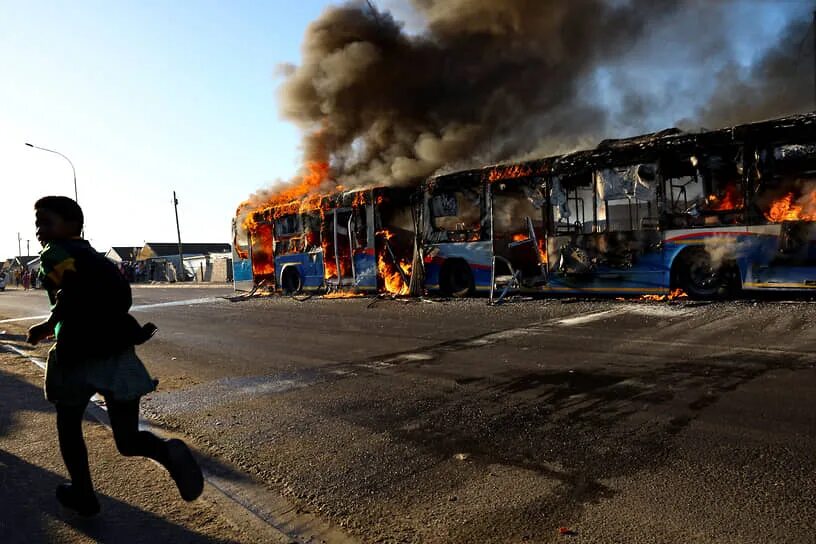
{"left": 1, "top": 286, "right": 814, "bottom": 543}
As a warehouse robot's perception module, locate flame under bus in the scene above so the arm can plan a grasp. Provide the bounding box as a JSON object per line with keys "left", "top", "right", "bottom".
{"left": 420, "top": 112, "right": 816, "bottom": 300}
{"left": 232, "top": 187, "right": 415, "bottom": 295}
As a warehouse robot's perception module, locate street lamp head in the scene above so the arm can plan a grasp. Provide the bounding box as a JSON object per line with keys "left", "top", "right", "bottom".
{"left": 25, "top": 143, "right": 33, "bottom": 147}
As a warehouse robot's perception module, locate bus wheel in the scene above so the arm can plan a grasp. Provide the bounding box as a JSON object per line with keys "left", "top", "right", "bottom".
{"left": 440, "top": 260, "right": 475, "bottom": 298}
{"left": 675, "top": 249, "right": 735, "bottom": 300}
{"left": 281, "top": 267, "right": 302, "bottom": 295}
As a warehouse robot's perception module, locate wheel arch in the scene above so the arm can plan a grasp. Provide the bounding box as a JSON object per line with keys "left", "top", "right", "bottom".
{"left": 278, "top": 263, "right": 303, "bottom": 294}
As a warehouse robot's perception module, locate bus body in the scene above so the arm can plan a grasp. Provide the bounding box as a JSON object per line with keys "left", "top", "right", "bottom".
{"left": 235, "top": 113, "right": 815, "bottom": 299}
{"left": 420, "top": 113, "right": 816, "bottom": 299}
{"left": 233, "top": 187, "right": 415, "bottom": 295}
{"left": 539, "top": 114, "right": 816, "bottom": 298}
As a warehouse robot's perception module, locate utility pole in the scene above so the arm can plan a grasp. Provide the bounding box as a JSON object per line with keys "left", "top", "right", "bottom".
{"left": 173, "top": 191, "right": 185, "bottom": 282}
{"left": 26, "top": 240, "right": 30, "bottom": 257}
{"left": 17, "top": 232, "right": 21, "bottom": 258}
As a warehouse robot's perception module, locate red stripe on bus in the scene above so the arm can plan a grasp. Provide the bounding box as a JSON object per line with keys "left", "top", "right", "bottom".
{"left": 664, "top": 231, "right": 760, "bottom": 242}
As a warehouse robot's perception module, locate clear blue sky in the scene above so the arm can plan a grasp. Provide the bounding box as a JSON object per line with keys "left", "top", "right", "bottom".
{"left": 0, "top": 0, "right": 331, "bottom": 258}
{"left": 0, "top": 0, "right": 805, "bottom": 260}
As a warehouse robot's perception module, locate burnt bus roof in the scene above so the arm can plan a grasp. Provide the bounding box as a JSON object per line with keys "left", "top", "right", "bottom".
{"left": 425, "top": 111, "right": 816, "bottom": 186}
{"left": 728, "top": 111, "right": 816, "bottom": 144}
{"left": 327, "top": 185, "right": 415, "bottom": 208}
{"left": 255, "top": 185, "right": 414, "bottom": 217}
{"left": 555, "top": 111, "right": 816, "bottom": 176}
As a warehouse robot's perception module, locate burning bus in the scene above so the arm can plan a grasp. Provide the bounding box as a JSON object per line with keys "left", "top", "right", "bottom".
{"left": 418, "top": 112, "right": 816, "bottom": 300}
{"left": 235, "top": 112, "right": 816, "bottom": 300}
{"left": 537, "top": 112, "right": 816, "bottom": 298}
{"left": 232, "top": 186, "right": 415, "bottom": 295}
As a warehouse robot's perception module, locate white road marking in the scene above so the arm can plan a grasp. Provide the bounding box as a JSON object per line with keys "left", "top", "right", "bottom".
{"left": 0, "top": 296, "right": 223, "bottom": 324}
{"left": 1, "top": 343, "right": 46, "bottom": 369}
{"left": 130, "top": 297, "right": 223, "bottom": 311}
{"left": 0, "top": 314, "right": 50, "bottom": 324}
{"left": 556, "top": 309, "right": 625, "bottom": 326}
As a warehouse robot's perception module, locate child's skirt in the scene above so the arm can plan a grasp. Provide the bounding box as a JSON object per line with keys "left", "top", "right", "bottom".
{"left": 45, "top": 345, "right": 157, "bottom": 405}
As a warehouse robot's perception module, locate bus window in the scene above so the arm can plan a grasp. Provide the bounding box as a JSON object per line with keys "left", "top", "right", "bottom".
{"left": 233, "top": 218, "right": 250, "bottom": 260}
{"left": 429, "top": 188, "right": 484, "bottom": 242}
{"left": 553, "top": 174, "right": 594, "bottom": 234}
{"left": 691, "top": 153, "right": 745, "bottom": 225}
{"left": 302, "top": 213, "right": 321, "bottom": 250}
{"left": 352, "top": 206, "right": 368, "bottom": 250}
{"left": 273, "top": 214, "right": 303, "bottom": 256}
{"left": 595, "top": 164, "right": 658, "bottom": 232}
{"left": 757, "top": 143, "right": 816, "bottom": 223}
{"left": 667, "top": 175, "right": 704, "bottom": 215}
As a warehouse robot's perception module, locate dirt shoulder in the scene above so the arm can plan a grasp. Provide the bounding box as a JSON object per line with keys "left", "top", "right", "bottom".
{"left": 0, "top": 350, "right": 281, "bottom": 544}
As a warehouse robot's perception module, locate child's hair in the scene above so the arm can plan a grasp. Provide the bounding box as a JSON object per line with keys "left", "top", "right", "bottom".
{"left": 35, "top": 196, "right": 84, "bottom": 235}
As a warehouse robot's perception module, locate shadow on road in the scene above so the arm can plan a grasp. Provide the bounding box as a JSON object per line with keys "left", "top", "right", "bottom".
{"left": 0, "top": 363, "right": 238, "bottom": 544}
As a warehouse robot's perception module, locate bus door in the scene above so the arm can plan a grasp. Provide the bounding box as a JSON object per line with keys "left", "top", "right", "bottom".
{"left": 324, "top": 208, "right": 354, "bottom": 288}
{"left": 350, "top": 203, "right": 377, "bottom": 289}
{"left": 299, "top": 212, "right": 325, "bottom": 289}
{"left": 231, "top": 218, "right": 254, "bottom": 291}
{"left": 490, "top": 180, "right": 547, "bottom": 287}
{"left": 249, "top": 219, "right": 275, "bottom": 287}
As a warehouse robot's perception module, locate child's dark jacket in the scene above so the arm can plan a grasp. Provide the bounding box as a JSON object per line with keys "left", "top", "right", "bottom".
{"left": 39, "top": 239, "right": 149, "bottom": 364}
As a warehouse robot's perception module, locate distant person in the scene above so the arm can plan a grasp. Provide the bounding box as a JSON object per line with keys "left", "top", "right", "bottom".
{"left": 22, "top": 269, "right": 31, "bottom": 290}
{"left": 26, "top": 196, "right": 203, "bottom": 517}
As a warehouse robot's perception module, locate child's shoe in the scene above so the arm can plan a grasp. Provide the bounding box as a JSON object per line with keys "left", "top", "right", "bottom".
{"left": 56, "top": 483, "right": 100, "bottom": 517}
{"left": 166, "top": 439, "right": 204, "bottom": 501}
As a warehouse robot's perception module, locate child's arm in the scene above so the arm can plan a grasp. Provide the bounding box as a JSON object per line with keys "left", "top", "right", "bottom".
{"left": 28, "top": 242, "right": 76, "bottom": 345}
{"left": 26, "top": 314, "right": 57, "bottom": 345}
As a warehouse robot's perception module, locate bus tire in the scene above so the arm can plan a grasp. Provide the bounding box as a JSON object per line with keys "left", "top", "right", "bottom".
{"left": 281, "top": 267, "right": 303, "bottom": 295}
{"left": 673, "top": 248, "right": 738, "bottom": 300}
{"left": 440, "top": 259, "right": 475, "bottom": 298}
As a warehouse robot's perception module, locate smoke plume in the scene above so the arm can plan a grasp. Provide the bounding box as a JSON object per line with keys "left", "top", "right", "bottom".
{"left": 247, "top": 0, "right": 815, "bottom": 206}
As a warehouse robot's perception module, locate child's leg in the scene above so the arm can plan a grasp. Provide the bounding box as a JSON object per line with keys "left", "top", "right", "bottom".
{"left": 106, "top": 397, "right": 204, "bottom": 501}
{"left": 55, "top": 401, "right": 94, "bottom": 493}
{"left": 106, "top": 398, "right": 170, "bottom": 466}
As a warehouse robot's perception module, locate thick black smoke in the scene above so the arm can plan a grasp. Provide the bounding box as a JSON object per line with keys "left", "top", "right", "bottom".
{"left": 690, "top": 16, "right": 814, "bottom": 128}
{"left": 270, "top": 0, "right": 814, "bottom": 194}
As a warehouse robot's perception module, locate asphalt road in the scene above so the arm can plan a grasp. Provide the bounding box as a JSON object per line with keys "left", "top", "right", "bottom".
{"left": 1, "top": 286, "right": 814, "bottom": 543}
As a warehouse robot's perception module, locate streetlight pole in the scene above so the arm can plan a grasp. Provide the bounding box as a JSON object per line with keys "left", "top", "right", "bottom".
{"left": 24, "top": 143, "right": 78, "bottom": 204}
{"left": 173, "top": 191, "right": 185, "bottom": 282}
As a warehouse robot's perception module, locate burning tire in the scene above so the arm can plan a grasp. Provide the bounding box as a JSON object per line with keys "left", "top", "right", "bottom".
{"left": 674, "top": 248, "right": 738, "bottom": 300}
{"left": 440, "top": 259, "right": 475, "bottom": 298}
{"left": 280, "top": 267, "right": 303, "bottom": 295}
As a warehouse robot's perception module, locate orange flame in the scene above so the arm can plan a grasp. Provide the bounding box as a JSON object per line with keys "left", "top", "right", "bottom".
{"left": 764, "top": 191, "right": 816, "bottom": 222}
{"left": 249, "top": 222, "right": 275, "bottom": 279}
{"left": 321, "top": 226, "right": 338, "bottom": 280}
{"left": 640, "top": 289, "right": 688, "bottom": 301}
{"left": 353, "top": 191, "right": 367, "bottom": 208}
{"left": 377, "top": 230, "right": 412, "bottom": 295}
{"left": 241, "top": 161, "right": 330, "bottom": 233}
{"left": 537, "top": 238, "right": 548, "bottom": 265}
{"left": 510, "top": 233, "right": 548, "bottom": 264}
{"left": 707, "top": 183, "right": 743, "bottom": 211}
{"left": 488, "top": 164, "right": 533, "bottom": 182}
{"left": 323, "top": 291, "right": 365, "bottom": 299}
